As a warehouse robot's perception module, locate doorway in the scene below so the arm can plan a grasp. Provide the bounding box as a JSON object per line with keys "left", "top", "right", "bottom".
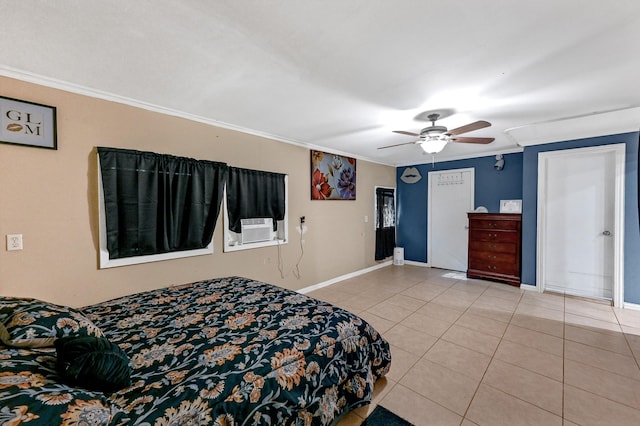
{"left": 537, "top": 144, "right": 625, "bottom": 307}
{"left": 428, "top": 168, "right": 475, "bottom": 272}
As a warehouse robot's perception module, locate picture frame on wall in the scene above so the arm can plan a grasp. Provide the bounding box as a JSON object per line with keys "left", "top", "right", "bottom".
{"left": 0, "top": 96, "right": 57, "bottom": 150}
{"left": 310, "top": 149, "right": 356, "bottom": 200}
{"left": 500, "top": 199, "right": 522, "bottom": 213}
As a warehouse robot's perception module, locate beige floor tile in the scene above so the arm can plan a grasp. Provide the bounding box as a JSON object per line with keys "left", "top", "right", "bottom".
{"left": 565, "top": 324, "right": 632, "bottom": 356}
{"left": 519, "top": 291, "right": 565, "bottom": 311}
{"left": 385, "top": 293, "right": 427, "bottom": 311}
{"left": 450, "top": 281, "right": 489, "bottom": 296}
{"left": 401, "top": 282, "right": 448, "bottom": 302}
{"left": 494, "top": 340, "right": 563, "bottom": 381}
{"left": 442, "top": 324, "right": 501, "bottom": 356}
{"left": 424, "top": 339, "right": 491, "bottom": 381}
{"left": 503, "top": 324, "right": 564, "bottom": 357}
{"left": 431, "top": 290, "right": 479, "bottom": 311}
{"left": 400, "top": 358, "right": 480, "bottom": 415}
{"left": 384, "top": 324, "right": 437, "bottom": 356}
{"left": 401, "top": 311, "right": 453, "bottom": 338}
{"left": 565, "top": 312, "right": 622, "bottom": 334}
{"left": 380, "top": 384, "right": 463, "bottom": 426}
{"left": 482, "top": 286, "right": 524, "bottom": 302}
{"left": 565, "top": 298, "right": 618, "bottom": 324}
{"left": 564, "top": 359, "right": 640, "bottom": 409}
{"left": 614, "top": 307, "right": 640, "bottom": 328}
{"left": 564, "top": 384, "right": 640, "bottom": 426}
{"left": 367, "top": 300, "right": 415, "bottom": 323}
{"left": 515, "top": 302, "right": 565, "bottom": 322}
{"left": 357, "top": 311, "right": 396, "bottom": 334}
{"left": 510, "top": 312, "right": 564, "bottom": 338}
{"left": 415, "top": 301, "right": 464, "bottom": 323}
{"left": 564, "top": 340, "right": 640, "bottom": 380}
{"left": 466, "top": 384, "right": 562, "bottom": 426}
{"left": 385, "top": 344, "right": 420, "bottom": 382}
{"left": 455, "top": 311, "right": 508, "bottom": 337}
{"left": 624, "top": 326, "right": 640, "bottom": 359}
{"left": 483, "top": 359, "right": 563, "bottom": 415}
{"left": 467, "top": 301, "right": 515, "bottom": 323}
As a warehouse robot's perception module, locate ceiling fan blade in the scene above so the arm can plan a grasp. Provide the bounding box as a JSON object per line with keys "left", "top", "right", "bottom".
{"left": 378, "top": 140, "right": 419, "bottom": 149}
{"left": 447, "top": 120, "right": 491, "bottom": 136}
{"left": 392, "top": 130, "right": 421, "bottom": 137}
{"left": 451, "top": 136, "right": 495, "bottom": 144}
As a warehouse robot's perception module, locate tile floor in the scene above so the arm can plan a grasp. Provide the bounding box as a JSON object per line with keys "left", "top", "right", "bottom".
{"left": 306, "top": 265, "right": 640, "bottom": 426}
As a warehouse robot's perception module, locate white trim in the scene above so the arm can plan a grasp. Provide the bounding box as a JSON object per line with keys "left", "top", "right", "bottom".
{"left": 536, "top": 144, "right": 625, "bottom": 308}
{"left": 505, "top": 107, "right": 640, "bottom": 147}
{"left": 520, "top": 283, "right": 537, "bottom": 292}
{"left": 297, "top": 261, "right": 392, "bottom": 294}
{"left": 623, "top": 302, "right": 640, "bottom": 311}
{"left": 404, "top": 260, "right": 430, "bottom": 267}
{"left": 97, "top": 155, "right": 213, "bottom": 269}
{"left": 0, "top": 66, "right": 391, "bottom": 167}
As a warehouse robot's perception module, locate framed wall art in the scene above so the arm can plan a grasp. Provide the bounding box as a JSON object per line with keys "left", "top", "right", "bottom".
{"left": 500, "top": 199, "right": 522, "bottom": 213}
{"left": 310, "top": 149, "right": 356, "bottom": 200}
{"left": 0, "top": 96, "right": 57, "bottom": 150}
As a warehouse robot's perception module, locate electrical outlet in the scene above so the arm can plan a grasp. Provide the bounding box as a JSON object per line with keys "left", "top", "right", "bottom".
{"left": 7, "top": 234, "right": 23, "bottom": 251}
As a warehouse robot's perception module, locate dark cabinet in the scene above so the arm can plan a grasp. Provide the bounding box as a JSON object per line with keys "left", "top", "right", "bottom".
{"left": 467, "top": 213, "right": 522, "bottom": 286}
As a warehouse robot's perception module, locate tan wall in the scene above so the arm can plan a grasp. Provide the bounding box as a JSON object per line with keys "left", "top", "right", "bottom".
{"left": 0, "top": 76, "right": 396, "bottom": 307}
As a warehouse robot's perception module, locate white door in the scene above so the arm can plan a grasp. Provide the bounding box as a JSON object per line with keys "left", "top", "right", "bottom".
{"left": 538, "top": 145, "right": 625, "bottom": 304}
{"left": 428, "top": 168, "right": 474, "bottom": 271}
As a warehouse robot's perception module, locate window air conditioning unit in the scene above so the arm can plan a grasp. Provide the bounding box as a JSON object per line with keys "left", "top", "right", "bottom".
{"left": 240, "top": 218, "right": 273, "bottom": 244}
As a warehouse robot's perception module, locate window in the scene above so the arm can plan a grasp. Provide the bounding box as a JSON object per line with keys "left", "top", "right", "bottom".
{"left": 97, "top": 147, "right": 227, "bottom": 268}
{"left": 223, "top": 167, "right": 288, "bottom": 252}
{"left": 375, "top": 186, "right": 396, "bottom": 260}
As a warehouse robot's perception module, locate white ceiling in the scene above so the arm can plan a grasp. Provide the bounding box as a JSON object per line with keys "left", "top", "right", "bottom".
{"left": 2, "top": 1, "right": 640, "bottom": 166}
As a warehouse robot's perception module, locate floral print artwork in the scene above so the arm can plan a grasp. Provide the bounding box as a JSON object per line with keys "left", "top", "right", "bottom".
{"left": 311, "top": 150, "right": 356, "bottom": 200}
{"left": 0, "top": 277, "right": 391, "bottom": 425}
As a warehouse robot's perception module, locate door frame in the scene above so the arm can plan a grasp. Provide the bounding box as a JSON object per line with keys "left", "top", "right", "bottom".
{"left": 536, "top": 144, "right": 625, "bottom": 307}
{"left": 427, "top": 167, "right": 475, "bottom": 268}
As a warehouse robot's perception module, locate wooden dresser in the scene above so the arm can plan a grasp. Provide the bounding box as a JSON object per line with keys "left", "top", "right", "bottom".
{"left": 467, "top": 213, "right": 522, "bottom": 286}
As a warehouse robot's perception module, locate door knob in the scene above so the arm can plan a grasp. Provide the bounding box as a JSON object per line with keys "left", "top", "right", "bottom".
{"left": 602, "top": 230, "right": 611, "bottom": 236}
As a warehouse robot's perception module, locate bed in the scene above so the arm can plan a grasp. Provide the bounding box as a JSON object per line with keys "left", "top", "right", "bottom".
{"left": 0, "top": 276, "right": 391, "bottom": 425}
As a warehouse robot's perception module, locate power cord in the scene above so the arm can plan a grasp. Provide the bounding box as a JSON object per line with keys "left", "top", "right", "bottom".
{"left": 277, "top": 218, "right": 305, "bottom": 279}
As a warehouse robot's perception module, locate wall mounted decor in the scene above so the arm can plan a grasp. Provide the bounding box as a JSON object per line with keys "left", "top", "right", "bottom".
{"left": 0, "top": 96, "right": 57, "bottom": 150}
{"left": 311, "top": 149, "right": 356, "bottom": 200}
{"left": 500, "top": 199, "right": 522, "bottom": 213}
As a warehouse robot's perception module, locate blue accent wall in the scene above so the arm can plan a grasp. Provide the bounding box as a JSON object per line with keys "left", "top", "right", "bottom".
{"left": 396, "top": 153, "right": 524, "bottom": 263}
{"left": 396, "top": 131, "right": 640, "bottom": 304}
{"left": 521, "top": 132, "right": 640, "bottom": 304}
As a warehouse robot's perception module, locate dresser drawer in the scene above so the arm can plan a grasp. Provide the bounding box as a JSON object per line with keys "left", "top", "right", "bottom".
{"left": 469, "top": 240, "right": 517, "bottom": 254}
{"left": 469, "top": 230, "right": 519, "bottom": 243}
{"left": 469, "top": 218, "right": 520, "bottom": 231}
{"left": 469, "top": 250, "right": 518, "bottom": 264}
{"left": 468, "top": 258, "right": 519, "bottom": 276}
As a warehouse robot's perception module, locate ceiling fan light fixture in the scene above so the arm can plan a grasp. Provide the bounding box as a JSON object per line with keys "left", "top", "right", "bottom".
{"left": 420, "top": 136, "right": 449, "bottom": 154}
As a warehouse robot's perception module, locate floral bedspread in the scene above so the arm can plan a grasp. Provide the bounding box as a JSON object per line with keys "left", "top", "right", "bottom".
{"left": 0, "top": 276, "right": 391, "bottom": 425}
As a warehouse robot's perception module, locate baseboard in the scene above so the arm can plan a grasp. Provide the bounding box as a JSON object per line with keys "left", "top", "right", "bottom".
{"left": 297, "top": 261, "right": 392, "bottom": 294}
{"left": 624, "top": 302, "right": 640, "bottom": 311}
{"left": 404, "top": 260, "right": 430, "bottom": 267}
{"left": 520, "top": 283, "right": 537, "bottom": 292}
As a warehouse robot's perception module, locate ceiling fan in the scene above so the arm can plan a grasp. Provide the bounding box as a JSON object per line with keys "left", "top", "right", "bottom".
{"left": 379, "top": 113, "right": 495, "bottom": 154}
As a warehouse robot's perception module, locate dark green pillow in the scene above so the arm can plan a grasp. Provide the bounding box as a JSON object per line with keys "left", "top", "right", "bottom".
{"left": 55, "top": 336, "right": 131, "bottom": 392}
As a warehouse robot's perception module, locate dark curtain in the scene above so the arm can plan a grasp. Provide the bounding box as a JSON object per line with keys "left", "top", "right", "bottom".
{"left": 375, "top": 187, "right": 396, "bottom": 260}
{"left": 98, "top": 147, "right": 228, "bottom": 259}
{"left": 226, "top": 167, "right": 286, "bottom": 233}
